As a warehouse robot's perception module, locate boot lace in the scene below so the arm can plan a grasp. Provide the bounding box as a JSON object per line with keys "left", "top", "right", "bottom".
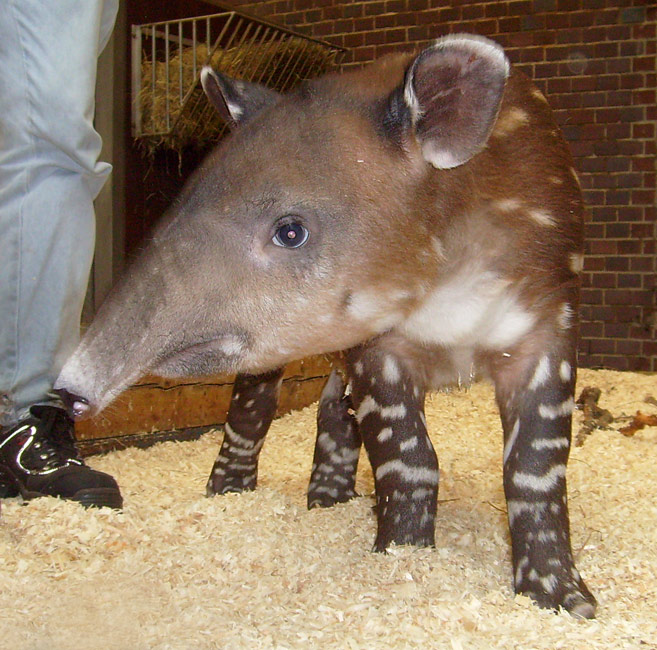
{"left": 30, "top": 406, "right": 83, "bottom": 471}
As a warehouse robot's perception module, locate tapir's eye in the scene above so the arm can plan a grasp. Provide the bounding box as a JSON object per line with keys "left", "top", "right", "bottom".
{"left": 272, "top": 221, "right": 309, "bottom": 249}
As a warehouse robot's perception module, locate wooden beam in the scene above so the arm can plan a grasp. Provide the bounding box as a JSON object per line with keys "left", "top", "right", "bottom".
{"left": 75, "top": 355, "right": 333, "bottom": 441}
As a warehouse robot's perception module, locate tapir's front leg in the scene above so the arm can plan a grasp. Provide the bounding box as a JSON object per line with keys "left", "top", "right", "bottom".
{"left": 347, "top": 345, "right": 438, "bottom": 551}
{"left": 206, "top": 368, "right": 284, "bottom": 496}
{"left": 494, "top": 341, "right": 596, "bottom": 618}
{"left": 308, "top": 368, "right": 361, "bottom": 509}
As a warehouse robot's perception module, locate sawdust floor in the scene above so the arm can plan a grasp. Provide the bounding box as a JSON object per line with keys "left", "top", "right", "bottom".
{"left": 1, "top": 368, "right": 656, "bottom": 650}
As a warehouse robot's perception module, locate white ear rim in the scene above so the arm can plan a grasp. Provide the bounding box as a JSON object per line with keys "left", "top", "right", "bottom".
{"left": 404, "top": 34, "right": 510, "bottom": 132}
{"left": 404, "top": 34, "right": 511, "bottom": 170}
{"left": 431, "top": 33, "right": 510, "bottom": 78}
{"left": 200, "top": 66, "right": 244, "bottom": 122}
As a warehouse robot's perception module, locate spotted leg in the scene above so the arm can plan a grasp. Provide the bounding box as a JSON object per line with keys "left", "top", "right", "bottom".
{"left": 347, "top": 345, "right": 438, "bottom": 552}
{"left": 494, "top": 343, "right": 596, "bottom": 617}
{"left": 307, "top": 368, "right": 361, "bottom": 509}
{"left": 206, "top": 368, "right": 284, "bottom": 496}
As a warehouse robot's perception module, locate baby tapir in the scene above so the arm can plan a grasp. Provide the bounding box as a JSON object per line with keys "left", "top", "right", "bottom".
{"left": 56, "top": 34, "right": 594, "bottom": 617}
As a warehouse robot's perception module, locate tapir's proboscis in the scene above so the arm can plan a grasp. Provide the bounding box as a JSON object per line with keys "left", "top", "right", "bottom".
{"left": 56, "top": 35, "right": 595, "bottom": 617}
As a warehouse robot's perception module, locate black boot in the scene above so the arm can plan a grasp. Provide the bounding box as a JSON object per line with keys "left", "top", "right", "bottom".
{"left": 0, "top": 405, "right": 122, "bottom": 509}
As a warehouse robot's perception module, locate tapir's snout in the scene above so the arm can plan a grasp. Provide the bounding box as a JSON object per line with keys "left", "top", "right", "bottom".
{"left": 55, "top": 388, "right": 91, "bottom": 419}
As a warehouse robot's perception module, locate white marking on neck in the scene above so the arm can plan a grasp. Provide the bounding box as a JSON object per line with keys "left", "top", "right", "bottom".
{"left": 400, "top": 268, "right": 535, "bottom": 350}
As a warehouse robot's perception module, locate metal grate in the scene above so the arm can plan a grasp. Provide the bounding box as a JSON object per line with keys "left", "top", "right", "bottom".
{"left": 131, "top": 10, "right": 344, "bottom": 151}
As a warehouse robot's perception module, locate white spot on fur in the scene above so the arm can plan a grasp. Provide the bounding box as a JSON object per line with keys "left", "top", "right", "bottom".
{"left": 557, "top": 303, "right": 574, "bottom": 330}
{"left": 399, "top": 436, "right": 419, "bottom": 452}
{"left": 507, "top": 499, "right": 547, "bottom": 525}
{"left": 412, "top": 487, "right": 433, "bottom": 500}
{"left": 528, "top": 209, "right": 557, "bottom": 227}
{"left": 538, "top": 530, "right": 558, "bottom": 543}
{"left": 356, "top": 395, "right": 379, "bottom": 423}
{"left": 512, "top": 464, "right": 566, "bottom": 491}
{"left": 503, "top": 419, "right": 521, "bottom": 465}
{"left": 356, "top": 396, "right": 406, "bottom": 423}
{"left": 515, "top": 555, "right": 530, "bottom": 586}
{"left": 531, "top": 437, "right": 570, "bottom": 451}
{"left": 569, "top": 252, "right": 584, "bottom": 273}
{"left": 383, "top": 356, "right": 401, "bottom": 384}
{"left": 494, "top": 198, "right": 522, "bottom": 212}
{"left": 531, "top": 87, "right": 549, "bottom": 104}
{"left": 224, "top": 423, "right": 260, "bottom": 450}
{"left": 540, "top": 574, "right": 559, "bottom": 594}
{"left": 539, "top": 398, "right": 575, "bottom": 420}
{"left": 377, "top": 427, "right": 393, "bottom": 443}
{"left": 317, "top": 431, "right": 338, "bottom": 452}
{"left": 431, "top": 236, "right": 446, "bottom": 261}
{"left": 559, "top": 360, "right": 572, "bottom": 382}
{"left": 529, "top": 356, "right": 550, "bottom": 391}
{"left": 330, "top": 448, "right": 359, "bottom": 465}
{"left": 493, "top": 107, "right": 530, "bottom": 137}
{"left": 381, "top": 403, "right": 407, "bottom": 420}
{"left": 375, "top": 460, "right": 439, "bottom": 484}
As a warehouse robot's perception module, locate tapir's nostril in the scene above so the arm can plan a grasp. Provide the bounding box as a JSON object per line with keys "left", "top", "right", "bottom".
{"left": 56, "top": 389, "right": 91, "bottom": 419}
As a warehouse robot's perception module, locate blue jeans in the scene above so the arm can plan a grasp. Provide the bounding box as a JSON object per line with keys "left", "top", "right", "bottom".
{"left": 0, "top": 0, "right": 118, "bottom": 426}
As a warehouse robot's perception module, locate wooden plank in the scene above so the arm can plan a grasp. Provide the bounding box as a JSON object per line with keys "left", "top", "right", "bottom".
{"left": 75, "top": 355, "right": 334, "bottom": 441}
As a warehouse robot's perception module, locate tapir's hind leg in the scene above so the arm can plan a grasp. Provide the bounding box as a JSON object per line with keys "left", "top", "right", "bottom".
{"left": 308, "top": 369, "right": 361, "bottom": 509}
{"left": 493, "top": 337, "right": 596, "bottom": 618}
{"left": 206, "top": 368, "right": 284, "bottom": 496}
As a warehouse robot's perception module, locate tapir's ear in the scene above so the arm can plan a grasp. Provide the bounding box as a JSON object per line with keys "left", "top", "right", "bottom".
{"left": 201, "top": 66, "right": 280, "bottom": 127}
{"left": 401, "top": 34, "right": 509, "bottom": 169}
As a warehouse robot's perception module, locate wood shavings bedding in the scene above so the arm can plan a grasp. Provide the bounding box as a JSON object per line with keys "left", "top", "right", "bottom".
{"left": 1, "top": 368, "right": 655, "bottom": 649}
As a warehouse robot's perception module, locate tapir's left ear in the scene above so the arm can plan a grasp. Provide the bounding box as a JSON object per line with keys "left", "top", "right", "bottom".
{"left": 201, "top": 66, "right": 281, "bottom": 127}
{"left": 401, "top": 34, "right": 509, "bottom": 169}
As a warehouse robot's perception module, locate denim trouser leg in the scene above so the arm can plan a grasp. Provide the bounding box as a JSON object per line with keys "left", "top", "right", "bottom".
{"left": 0, "top": 0, "right": 119, "bottom": 425}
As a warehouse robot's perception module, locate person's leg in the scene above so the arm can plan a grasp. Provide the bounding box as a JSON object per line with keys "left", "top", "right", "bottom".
{"left": 0, "top": 0, "right": 118, "bottom": 424}
{"left": 0, "top": 0, "right": 122, "bottom": 508}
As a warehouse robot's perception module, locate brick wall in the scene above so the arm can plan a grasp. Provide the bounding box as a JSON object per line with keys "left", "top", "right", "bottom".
{"left": 227, "top": 0, "right": 656, "bottom": 371}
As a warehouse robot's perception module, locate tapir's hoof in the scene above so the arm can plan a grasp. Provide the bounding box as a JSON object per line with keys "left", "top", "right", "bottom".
{"left": 205, "top": 470, "right": 257, "bottom": 497}
{"left": 372, "top": 531, "right": 435, "bottom": 553}
{"left": 307, "top": 487, "right": 358, "bottom": 509}
{"left": 518, "top": 577, "right": 597, "bottom": 619}
{"left": 372, "top": 493, "right": 437, "bottom": 552}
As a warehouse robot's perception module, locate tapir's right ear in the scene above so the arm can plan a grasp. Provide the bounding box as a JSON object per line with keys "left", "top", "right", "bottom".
{"left": 399, "top": 34, "right": 510, "bottom": 169}
{"left": 201, "top": 66, "right": 281, "bottom": 128}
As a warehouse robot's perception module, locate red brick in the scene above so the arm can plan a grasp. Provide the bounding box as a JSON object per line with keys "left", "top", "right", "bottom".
{"left": 364, "top": 2, "right": 386, "bottom": 16}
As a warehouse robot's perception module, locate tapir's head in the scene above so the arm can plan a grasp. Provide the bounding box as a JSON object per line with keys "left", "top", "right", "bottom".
{"left": 56, "top": 34, "right": 509, "bottom": 416}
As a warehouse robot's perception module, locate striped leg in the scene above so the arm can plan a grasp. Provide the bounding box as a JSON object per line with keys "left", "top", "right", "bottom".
{"left": 347, "top": 346, "right": 438, "bottom": 552}
{"left": 308, "top": 369, "right": 361, "bottom": 509}
{"left": 495, "top": 347, "right": 596, "bottom": 617}
{"left": 206, "top": 368, "right": 284, "bottom": 496}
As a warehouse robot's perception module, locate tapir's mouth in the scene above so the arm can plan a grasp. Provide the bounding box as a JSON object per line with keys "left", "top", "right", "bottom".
{"left": 152, "top": 332, "right": 250, "bottom": 378}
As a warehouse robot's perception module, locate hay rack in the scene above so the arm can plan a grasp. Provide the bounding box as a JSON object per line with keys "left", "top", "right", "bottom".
{"left": 131, "top": 9, "right": 344, "bottom": 151}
